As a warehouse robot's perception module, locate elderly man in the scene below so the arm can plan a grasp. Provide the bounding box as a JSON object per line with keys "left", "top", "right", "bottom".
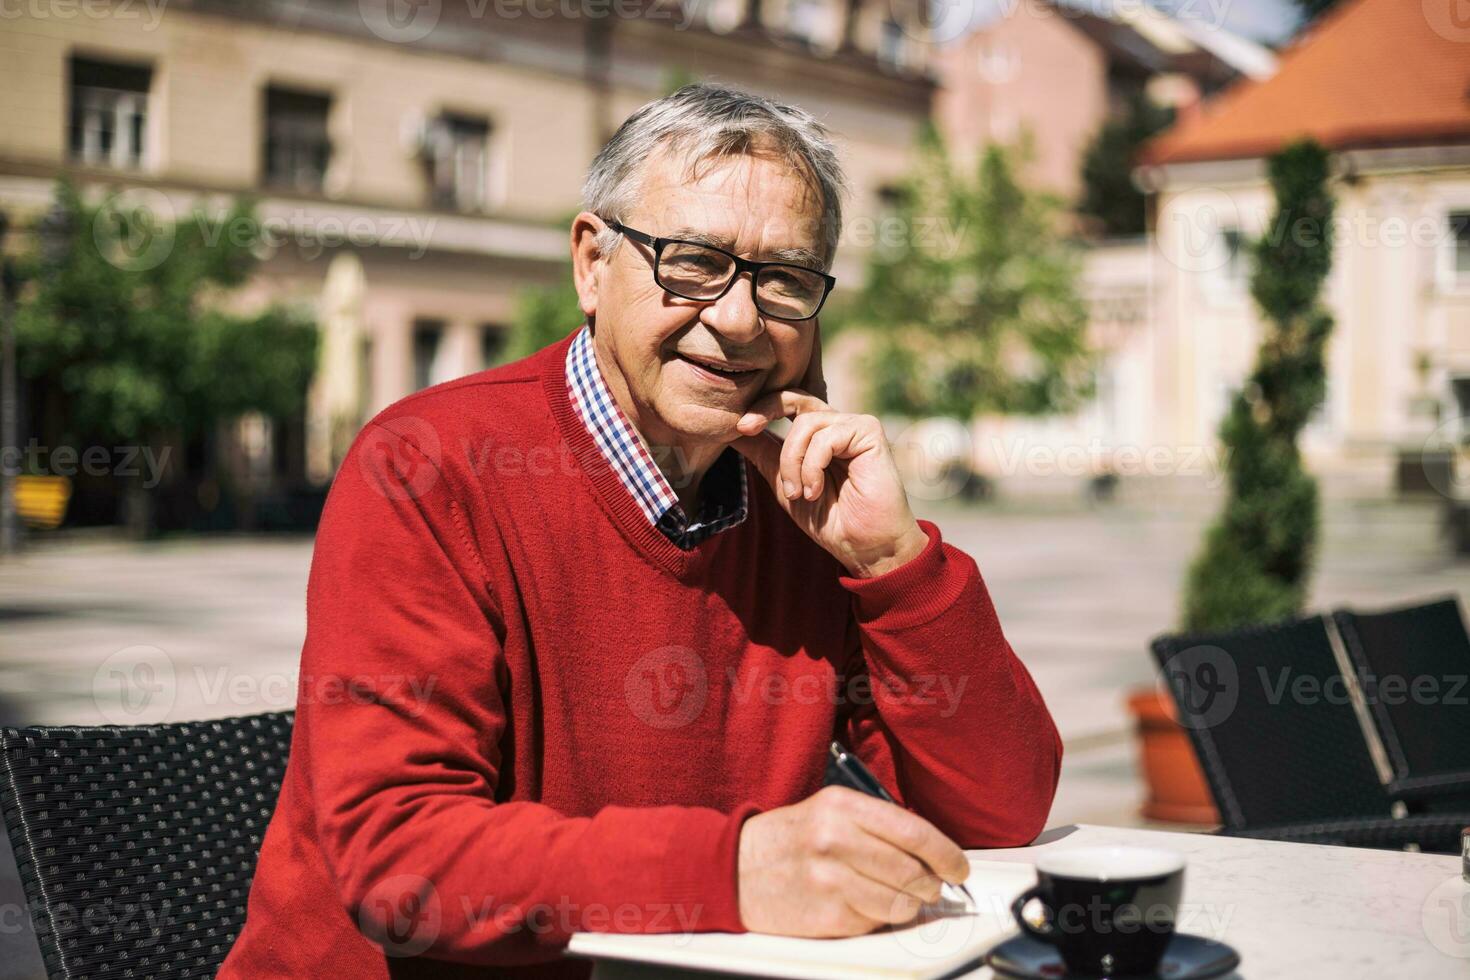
{"left": 220, "top": 83, "right": 1060, "bottom": 979}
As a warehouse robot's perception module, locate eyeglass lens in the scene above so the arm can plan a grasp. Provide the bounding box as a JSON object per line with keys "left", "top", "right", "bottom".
{"left": 657, "top": 241, "right": 826, "bottom": 319}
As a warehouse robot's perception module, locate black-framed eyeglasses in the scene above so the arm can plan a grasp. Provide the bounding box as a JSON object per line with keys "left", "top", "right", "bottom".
{"left": 605, "top": 219, "right": 835, "bottom": 322}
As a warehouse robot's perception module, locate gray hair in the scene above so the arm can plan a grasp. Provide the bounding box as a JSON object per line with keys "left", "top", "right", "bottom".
{"left": 581, "top": 82, "right": 848, "bottom": 269}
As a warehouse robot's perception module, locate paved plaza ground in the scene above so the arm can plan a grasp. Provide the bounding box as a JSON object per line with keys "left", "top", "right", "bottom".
{"left": 2, "top": 488, "right": 1468, "bottom": 831}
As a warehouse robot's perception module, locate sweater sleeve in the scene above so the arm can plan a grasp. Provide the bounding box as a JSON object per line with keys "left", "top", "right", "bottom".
{"left": 833, "top": 519, "right": 1061, "bottom": 849}
{"left": 301, "top": 421, "right": 759, "bottom": 966}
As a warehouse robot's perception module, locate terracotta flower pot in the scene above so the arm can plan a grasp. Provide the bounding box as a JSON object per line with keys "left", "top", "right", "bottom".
{"left": 1127, "top": 685, "right": 1220, "bottom": 825}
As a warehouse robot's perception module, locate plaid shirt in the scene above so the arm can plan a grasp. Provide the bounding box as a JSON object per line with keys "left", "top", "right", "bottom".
{"left": 564, "top": 324, "right": 749, "bottom": 550}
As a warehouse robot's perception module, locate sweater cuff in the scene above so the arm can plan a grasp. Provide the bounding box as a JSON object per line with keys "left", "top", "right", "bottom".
{"left": 660, "top": 801, "right": 764, "bottom": 934}
{"left": 837, "top": 520, "right": 970, "bottom": 630}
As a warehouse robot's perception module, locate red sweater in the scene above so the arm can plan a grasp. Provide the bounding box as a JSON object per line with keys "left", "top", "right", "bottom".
{"left": 218, "top": 331, "right": 1061, "bottom": 979}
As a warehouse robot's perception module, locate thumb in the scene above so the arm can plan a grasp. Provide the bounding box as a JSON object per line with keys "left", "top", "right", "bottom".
{"left": 801, "top": 322, "right": 827, "bottom": 402}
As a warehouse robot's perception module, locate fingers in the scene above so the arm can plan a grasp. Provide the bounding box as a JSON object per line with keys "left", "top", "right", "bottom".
{"left": 739, "top": 787, "right": 962, "bottom": 939}
{"left": 779, "top": 412, "right": 837, "bottom": 500}
{"left": 847, "top": 796, "right": 971, "bottom": 887}
{"left": 843, "top": 834, "right": 945, "bottom": 906}
{"left": 785, "top": 413, "right": 879, "bottom": 500}
{"left": 836, "top": 866, "right": 925, "bottom": 929}
{"left": 736, "top": 411, "right": 881, "bottom": 503}
{"left": 805, "top": 864, "right": 888, "bottom": 936}
{"left": 798, "top": 421, "right": 861, "bottom": 500}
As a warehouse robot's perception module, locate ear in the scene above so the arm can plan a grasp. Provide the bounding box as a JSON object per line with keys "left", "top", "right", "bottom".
{"left": 570, "top": 211, "right": 607, "bottom": 321}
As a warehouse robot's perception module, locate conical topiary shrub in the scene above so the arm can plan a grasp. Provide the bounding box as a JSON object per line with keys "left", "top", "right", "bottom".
{"left": 1182, "top": 140, "right": 1336, "bottom": 631}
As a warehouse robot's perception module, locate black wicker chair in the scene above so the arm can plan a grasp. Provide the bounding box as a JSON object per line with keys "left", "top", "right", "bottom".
{"left": 1151, "top": 616, "right": 1468, "bottom": 853}
{"left": 1332, "top": 596, "right": 1470, "bottom": 810}
{"left": 0, "top": 712, "right": 293, "bottom": 980}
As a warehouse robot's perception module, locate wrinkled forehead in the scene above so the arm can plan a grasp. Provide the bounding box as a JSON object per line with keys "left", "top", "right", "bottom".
{"left": 629, "top": 144, "right": 829, "bottom": 265}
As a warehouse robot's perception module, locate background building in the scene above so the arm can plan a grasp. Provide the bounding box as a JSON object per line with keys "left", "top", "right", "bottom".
{"left": 0, "top": 0, "right": 931, "bottom": 513}
{"left": 1139, "top": 0, "right": 1470, "bottom": 491}
{"left": 932, "top": 0, "right": 1274, "bottom": 200}
{"left": 947, "top": 0, "right": 1470, "bottom": 498}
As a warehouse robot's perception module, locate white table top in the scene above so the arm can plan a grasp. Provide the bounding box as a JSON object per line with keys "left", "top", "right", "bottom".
{"left": 954, "top": 823, "right": 1469, "bottom": 978}
{"left": 581, "top": 824, "right": 1469, "bottom": 980}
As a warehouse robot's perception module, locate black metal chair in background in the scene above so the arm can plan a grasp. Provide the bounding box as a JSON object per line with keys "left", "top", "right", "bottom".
{"left": 1151, "top": 615, "right": 1470, "bottom": 854}
{"left": 0, "top": 712, "right": 293, "bottom": 980}
{"left": 1332, "top": 596, "right": 1470, "bottom": 811}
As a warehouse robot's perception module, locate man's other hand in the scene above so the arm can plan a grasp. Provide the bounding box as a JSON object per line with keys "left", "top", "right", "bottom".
{"left": 735, "top": 786, "right": 971, "bottom": 937}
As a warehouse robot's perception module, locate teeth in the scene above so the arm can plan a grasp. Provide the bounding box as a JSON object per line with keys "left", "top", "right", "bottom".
{"left": 683, "top": 355, "right": 750, "bottom": 375}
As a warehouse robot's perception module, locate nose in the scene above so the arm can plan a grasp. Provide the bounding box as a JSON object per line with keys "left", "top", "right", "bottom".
{"left": 699, "top": 270, "right": 765, "bottom": 344}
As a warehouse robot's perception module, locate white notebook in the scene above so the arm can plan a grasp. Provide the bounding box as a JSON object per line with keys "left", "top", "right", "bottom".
{"left": 567, "top": 860, "right": 1036, "bottom": 980}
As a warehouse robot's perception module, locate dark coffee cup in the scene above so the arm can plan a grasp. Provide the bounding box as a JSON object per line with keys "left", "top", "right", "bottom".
{"left": 1010, "top": 846, "right": 1185, "bottom": 977}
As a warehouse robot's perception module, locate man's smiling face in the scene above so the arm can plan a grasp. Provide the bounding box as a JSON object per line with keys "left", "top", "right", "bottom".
{"left": 573, "top": 144, "right": 828, "bottom": 451}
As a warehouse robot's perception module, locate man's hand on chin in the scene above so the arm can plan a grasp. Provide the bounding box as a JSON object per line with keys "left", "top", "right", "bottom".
{"left": 729, "top": 392, "right": 928, "bottom": 580}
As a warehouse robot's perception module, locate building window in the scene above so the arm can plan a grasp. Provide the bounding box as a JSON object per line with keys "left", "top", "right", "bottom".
{"left": 876, "top": 183, "right": 908, "bottom": 211}
{"left": 1219, "top": 228, "right": 1248, "bottom": 284}
{"left": 680, "top": 0, "right": 741, "bottom": 31}
{"left": 786, "top": 0, "right": 825, "bottom": 43}
{"left": 412, "top": 319, "right": 453, "bottom": 391}
{"left": 1450, "top": 211, "right": 1470, "bottom": 280}
{"left": 69, "top": 56, "right": 152, "bottom": 169}
{"left": 1201, "top": 226, "right": 1249, "bottom": 305}
{"left": 422, "top": 113, "right": 491, "bottom": 212}
{"left": 874, "top": 184, "right": 909, "bottom": 259}
{"left": 481, "top": 324, "right": 507, "bottom": 369}
{"left": 878, "top": 18, "right": 906, "bottom": 69}
{"left": 263, "top": 86, "right": 332, "bottom": 192}
{"left": 976, "top": 40, "right": 1019, "bottom": 84}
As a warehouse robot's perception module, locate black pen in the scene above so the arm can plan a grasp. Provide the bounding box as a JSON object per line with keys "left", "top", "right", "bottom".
{"left": 825, "top": 741, "right": 977, "bottom": 910}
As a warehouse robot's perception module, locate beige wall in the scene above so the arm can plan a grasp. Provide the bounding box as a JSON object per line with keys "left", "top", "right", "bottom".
{"left": 1147, "top": 150, "right": 1470, "bottom": 485}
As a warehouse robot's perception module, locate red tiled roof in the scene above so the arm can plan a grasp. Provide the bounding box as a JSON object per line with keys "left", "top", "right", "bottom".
{"left": 1141, "top": 0, "right": 1470, "bottom": 165}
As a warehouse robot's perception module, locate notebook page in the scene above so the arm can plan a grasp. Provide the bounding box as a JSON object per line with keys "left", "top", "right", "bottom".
{"left": 567, "top": 860, "right": 1035, "bottom": 980}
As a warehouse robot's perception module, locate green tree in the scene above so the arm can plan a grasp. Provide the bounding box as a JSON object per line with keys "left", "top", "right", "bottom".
{"left": 1182, "top": 140, "right": 1335, "bottom": 630}
{"left": 496, "top": 209, "right": 584, "bottom": 364}
{"left": 16, "top": 181, "right": 318, "bottom": 531}
{"left": 849, "top": 125, "right": 1093, "bottom": 419}
{"left": 1079, "top": 93, "right": 1175, "bottom": 237}
{"left": 501, "top": 272, "right": 585, "bottom": 362}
